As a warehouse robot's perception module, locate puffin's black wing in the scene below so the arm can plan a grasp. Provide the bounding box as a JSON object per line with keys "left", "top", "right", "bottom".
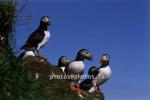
{"left": 64, "top": 66, "right": 72, "bottom": 76}
{"left": 92, "top": 69, "right": 99, "bottom": 78}
{"left": 21, "top": 30, "right": 45, "bottom": 50}
{"left": 88, "top": 66, "right": 99, "bottom": 78}
{"left": 79, "top": 79, "right": 93, "bottom": 91}
{"left": 80, "top": 69, "right": 99, "bottom": 91}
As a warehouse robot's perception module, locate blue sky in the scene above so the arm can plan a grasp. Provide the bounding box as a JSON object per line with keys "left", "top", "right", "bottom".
{"left": 15, "top": 0, "right": 150, "bottom": 100}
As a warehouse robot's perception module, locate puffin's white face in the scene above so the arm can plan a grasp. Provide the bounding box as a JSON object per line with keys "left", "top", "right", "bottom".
{"left": 60, "top": 56, "right": 71, "bottom": 66}
{"left": 41, "top": 16, "right": 51, "bottom": 25}
{"left": 100, "top": 54, "right": 110, "bottom": 63}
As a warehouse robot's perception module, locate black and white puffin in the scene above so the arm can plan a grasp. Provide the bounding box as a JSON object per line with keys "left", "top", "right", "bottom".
{"left": 80, "top": 54, "right": 112, "bottom": 93}
{"left": 20, "top": 16, "right": 51, "bottom": 58}
{"left": 57, "top": 56, "right": 71, "bottom": 74}
{"left": 65, "top": 49, "right": 93, "bottom": 92}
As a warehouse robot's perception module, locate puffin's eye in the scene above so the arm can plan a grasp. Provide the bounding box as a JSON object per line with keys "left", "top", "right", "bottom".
{"left": 63, "top": 57, "right": 68, "bottom": 60}
{"left": 106, "top": 56, "right": 109, "bottom": 59}
{"left": 65, "top": 58, "right": 68, "bottom": 60}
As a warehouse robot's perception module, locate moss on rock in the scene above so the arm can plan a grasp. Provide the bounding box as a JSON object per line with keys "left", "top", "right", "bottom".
{"left": 22, "top": 56, "right": 104, "bottom": 100}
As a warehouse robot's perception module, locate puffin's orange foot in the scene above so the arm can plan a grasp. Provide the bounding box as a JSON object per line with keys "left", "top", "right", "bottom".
{"left": 71, "top": 86, "right": 81, "bottom": 93}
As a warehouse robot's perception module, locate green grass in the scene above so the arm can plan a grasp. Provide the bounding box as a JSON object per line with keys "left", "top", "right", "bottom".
{"left": 0, "top": 1, "right": 104, "bottom": 99}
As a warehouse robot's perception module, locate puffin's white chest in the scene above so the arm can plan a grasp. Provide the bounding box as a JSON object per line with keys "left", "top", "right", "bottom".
{"left": 38, "top": 31, "right": 50, "bottom": 49}
{"left": 23, "top": 51, "right": 35, "bottom": 58}
{"left": 68, "top": 61, "right": 84, "bottom": 73}
{"left": 60, "top": 67, "right": 66, "bottom": 74}
{"left": 93, "top": 66, "right": 112, "bottom": 85}
{"left": 98, "top": 66, "right": 112, "bottom": 79}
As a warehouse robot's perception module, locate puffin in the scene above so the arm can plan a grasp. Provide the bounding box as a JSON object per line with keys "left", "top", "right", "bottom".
{"left": 80, "top": 54, "right": 112, "bottom": 93}
{"left": 20, "top": 16, "right": 51, "bottom": 58}
{"left": 57, "top": 56, "right": 71, "bottom": 74}
{"left": 65, "top": 49, "right": 93, "bottom": 92}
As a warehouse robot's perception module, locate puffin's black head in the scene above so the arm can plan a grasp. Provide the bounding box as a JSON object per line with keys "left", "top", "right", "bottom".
{"left": 100, "top": 54, "right": 110, "bottom": 65}
{"left": 40, "top": 16, "right": 51, "bottom": 26}
{"left": 58, "top": 56, "right": 71, "bottom": 67}
{"left": 76, "top": 49, "right": 93, "bottom": 61}
{"left": 88, "top": 66, "right": 97, "bottom": 75}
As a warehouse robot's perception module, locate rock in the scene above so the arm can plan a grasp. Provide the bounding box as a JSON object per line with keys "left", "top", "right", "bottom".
{"left": 22, "top": 56, "right": 104, "bottom": 100}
